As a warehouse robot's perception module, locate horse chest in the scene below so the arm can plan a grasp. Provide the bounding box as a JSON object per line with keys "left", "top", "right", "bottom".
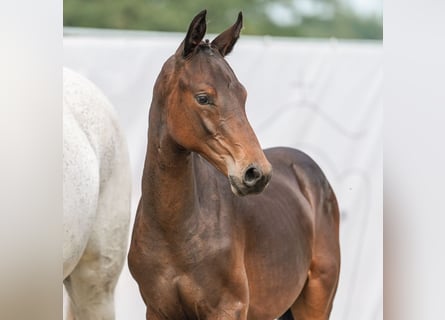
{"left": 138, "top": 226, "right": 241, "bottom": 317}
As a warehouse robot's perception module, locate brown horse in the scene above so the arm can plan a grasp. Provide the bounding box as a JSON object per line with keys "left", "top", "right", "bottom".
{"left": 128, "top": 10, "right": 340, "bottom": 320}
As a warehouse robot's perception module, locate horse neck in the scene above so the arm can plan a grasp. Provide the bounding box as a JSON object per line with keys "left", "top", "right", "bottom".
{"left": 141, "top": 98, "right": 198, "bottom": 231}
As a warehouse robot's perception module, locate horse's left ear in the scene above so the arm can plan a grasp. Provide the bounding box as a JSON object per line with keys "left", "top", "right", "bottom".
{"left": 211, "top": 12, "right": 243, "bottom": 57}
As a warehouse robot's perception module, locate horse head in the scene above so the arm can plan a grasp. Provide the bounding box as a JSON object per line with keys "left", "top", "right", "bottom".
{"left": 160, "top": 10, "right": 272, "bottom": 196}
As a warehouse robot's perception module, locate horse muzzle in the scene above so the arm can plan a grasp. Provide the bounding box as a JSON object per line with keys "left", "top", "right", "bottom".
{"left": 228, "top": 164, "right": 272, "bottom": 196}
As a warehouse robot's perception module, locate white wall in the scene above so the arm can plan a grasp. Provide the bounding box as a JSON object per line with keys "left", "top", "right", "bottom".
{"left": 64, "top": 29, "right": 382, "bottom": 320}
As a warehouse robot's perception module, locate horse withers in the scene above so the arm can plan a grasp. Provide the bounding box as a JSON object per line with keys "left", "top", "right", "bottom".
{"left": 63, "top": 68, "right": 131, "bottom": 320}
{"left": 128, "top": 10, "right": 340, "bottom": 320}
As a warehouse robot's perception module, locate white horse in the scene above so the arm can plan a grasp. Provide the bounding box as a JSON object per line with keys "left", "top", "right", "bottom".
{"left": 63, "top": 68, "right": 131, "bottom": 320}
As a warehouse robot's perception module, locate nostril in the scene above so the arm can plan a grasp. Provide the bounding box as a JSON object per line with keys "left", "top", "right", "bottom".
{"left": 243, "top": 166, "right": 262, "bottom": 187}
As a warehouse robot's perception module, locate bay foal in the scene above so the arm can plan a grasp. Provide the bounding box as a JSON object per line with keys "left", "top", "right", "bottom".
{"left": 128, "top": 10, "right": 340, "bottom": 320}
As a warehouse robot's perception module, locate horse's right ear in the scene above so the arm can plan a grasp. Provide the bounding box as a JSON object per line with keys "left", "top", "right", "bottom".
{"left": 182, "top": 10, "right": 207, "bottom": 58}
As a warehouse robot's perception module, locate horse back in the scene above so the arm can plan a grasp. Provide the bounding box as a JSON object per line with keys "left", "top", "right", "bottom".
{"left": 192, "top": 146, "right": 338, "bottom": 318}
{"left": 234, "top": 147, "right": 339, "bottom": 318}
{"left": 257, "top": 146, "right": 340, "bottom": 259}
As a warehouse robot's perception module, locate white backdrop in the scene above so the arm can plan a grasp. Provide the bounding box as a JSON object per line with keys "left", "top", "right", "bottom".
{"left": 64, "top": 28, "right": 382, "bottom": 320}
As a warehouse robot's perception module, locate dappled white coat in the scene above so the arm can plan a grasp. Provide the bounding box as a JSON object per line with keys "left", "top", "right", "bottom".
{"left": 63, "top": 68, "right": 131, "bottom": 320}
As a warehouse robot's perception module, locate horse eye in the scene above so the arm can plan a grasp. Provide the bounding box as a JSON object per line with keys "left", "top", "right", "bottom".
{"left": 196, "top": 94, "right": 210, "bottom": 105}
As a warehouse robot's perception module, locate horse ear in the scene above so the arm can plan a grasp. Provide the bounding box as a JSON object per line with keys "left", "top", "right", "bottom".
{"left": 211, "top": 12, "right": 243, "bottom": 57}
{"left": 183, "top": 9, "right": 207, "bottom": 58}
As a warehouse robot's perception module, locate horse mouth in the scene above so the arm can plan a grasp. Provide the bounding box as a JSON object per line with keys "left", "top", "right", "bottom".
{"left": 228, "top": 175, "right": 271, "bottom": 197}
{"left": 229, "top": 178, "right": 247, "bottom": 196}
